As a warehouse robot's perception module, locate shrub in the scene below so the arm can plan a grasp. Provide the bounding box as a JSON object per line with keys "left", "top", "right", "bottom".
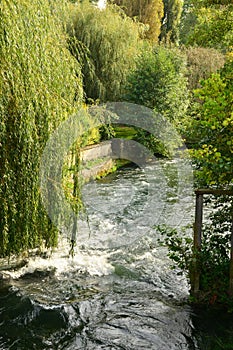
{"left": 157, "top": 195, "right": 233, "bottom": 307}
{"left": 184, "top": 46, "right": 225, "bottom": 90}
{"left": 123, "top": 45, "right": 189, "bottom": 126}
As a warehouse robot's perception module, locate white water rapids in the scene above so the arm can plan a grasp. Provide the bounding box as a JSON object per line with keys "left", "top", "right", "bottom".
{"left": 0, "top": 159, "right": 203, "bottom": 350}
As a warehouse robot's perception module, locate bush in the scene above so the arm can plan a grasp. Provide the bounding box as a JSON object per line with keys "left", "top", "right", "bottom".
{"left": 123, "top": 45, "right": 189, "bottom": 125}
{"left": 188, "top": 61, "right": 233, "bottom": 186}
{"left": 184, "top": 46, "right": 225, "bottom": 90}
{"left": 157, "top": 195, "right": 233, "bottom": 307}
{"left": 122, "top": 45, "right": 189, "bottom": 155}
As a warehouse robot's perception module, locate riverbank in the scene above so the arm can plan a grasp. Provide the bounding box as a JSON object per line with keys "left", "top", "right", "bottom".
{"left": 79, "top": 140, "right": 135, "bottom": 182}
{"left": 80, "top": 141, "right": 116, "bottom": 181}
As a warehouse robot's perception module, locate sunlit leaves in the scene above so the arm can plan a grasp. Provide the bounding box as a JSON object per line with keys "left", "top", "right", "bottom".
{"left": 186, "top": 4, "right": 233, "bottom": 52}
{"left": 68, "top": 2, "right": 141, "bottom": 102}
{"left": 0, "top": 0, "right": 83, "bottom": 256}
{"left": 190, "top": 62, "right": 233, "bottom": 186}
{"left": 110, "top": 0, "right": 164, "bottom": 43}
{"left": 123, "top": 45, "right": 189, "bottom": 126}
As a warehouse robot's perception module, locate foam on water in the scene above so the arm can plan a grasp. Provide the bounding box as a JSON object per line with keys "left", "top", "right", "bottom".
{"left": 0, "top": 160, "right": 203, "bottom": 350}
{"left": 4, "top": 238, "right": 115, "bottom": 280}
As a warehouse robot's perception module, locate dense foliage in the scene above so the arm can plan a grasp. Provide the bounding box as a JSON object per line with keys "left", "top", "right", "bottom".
{"left": 67, "top": 1, "right": 141, "bottom": 102}
{"left": 0, "top": 0, "right": 83, "bottom": 256}
{"left": 189, "top": 61, "right": 233, "bottom": 186}
{"left": 184, "top": 46, "right": 225, "bottom": 90}
{"left": 160, "top": 0, "right": 184, "bottom": 45}
{"left": 121, "top": 45, "right": 189, "bottom": 156}
{"left": 123, "top": 45, "right": 189, "bottom": 126}
{"left": 110, "top": 0, "right": 164, "bottom": 43}
{"left": 180, "top": 0, "right": 233, "bottom": 54}
{"left": 187, "top": 6, "right": 233, "bottom": 52}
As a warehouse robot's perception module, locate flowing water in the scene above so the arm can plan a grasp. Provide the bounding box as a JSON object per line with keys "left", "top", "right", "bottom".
{"left": 0, "top": 160, "right": 233, "bottom": 349}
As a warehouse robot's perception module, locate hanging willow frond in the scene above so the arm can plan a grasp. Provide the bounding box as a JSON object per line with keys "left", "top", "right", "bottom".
{"left": 67, "top": 2, "right": 142, "bottom": 102}
{"left": 0, "top": 0, "right": 83, "bottom": 257}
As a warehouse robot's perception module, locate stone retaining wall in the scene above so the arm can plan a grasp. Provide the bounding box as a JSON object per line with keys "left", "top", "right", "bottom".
{"left": 80, "top": 141, "right": 112, "bottom": 163}
{"left": 79, "top": 139, "right": 149, "bottom": 181}
{"left": 79, "top": 158, "right": 115, "bottom": 181}
{"left": 80, "top": 141, "right": 114, "bottom": 181}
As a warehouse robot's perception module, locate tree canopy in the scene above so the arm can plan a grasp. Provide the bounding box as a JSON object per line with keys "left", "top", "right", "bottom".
{"left": 123, "top": 45, "right": 189, "bottom": 126}
{"left": 160, "top": 0, "right": 184, "bottom": 45}
{"left": 180, "top": 0, "right": 233, "bottom": 53}
{"left": 68, "top": 2, "right": 141, "bottom": 102}
{"left": 187, "top": 6, "right": 233, "bottom": 52}
{"left": 110, "top": 0, "right": 164, "bottom": 43}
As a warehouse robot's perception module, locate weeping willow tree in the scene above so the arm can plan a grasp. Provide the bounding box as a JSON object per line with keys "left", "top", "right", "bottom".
{"left": 110, "top": 0, "right": 164, "bottom": 43}
{"left": 0, "top": 0, "right": 83, "bottom": 257}
{"left": 67, "top": 1, "right": 142, "bottom": 102}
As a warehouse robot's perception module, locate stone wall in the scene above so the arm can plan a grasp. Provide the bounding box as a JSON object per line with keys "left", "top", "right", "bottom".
{"left": 79, "top": 158, "right": 115, "bottom": 181}
{"left": 80, "top": 141, "right": 112, "bottom": 163}
{"left": 80, "top": 141, "right": 115, "bottom": 181}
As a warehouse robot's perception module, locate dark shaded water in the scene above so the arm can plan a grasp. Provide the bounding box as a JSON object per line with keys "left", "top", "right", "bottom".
{"left": 1, "top": 160, "right": 233, "bottom": 349}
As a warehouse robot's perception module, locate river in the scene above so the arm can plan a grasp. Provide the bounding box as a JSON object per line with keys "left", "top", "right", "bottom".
{"left": 0, "top": 160, "right": 233, "bottom": 349}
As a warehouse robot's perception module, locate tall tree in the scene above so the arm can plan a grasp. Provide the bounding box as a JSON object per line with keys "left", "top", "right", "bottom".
{"left": 160, "top": 0, "right": 184, "bottom": 45}
{"left": 179, "top": 0, "right": 197, "bottom": 45}
{"left": 110, "top": 0, "right": 164, "bottom": 43}
{"left": 68, "top": 2, "right": 141, "bottom": 102}
{"left": 0, "top": 0, "right": 83, "bottom": 256}
{"left": 180, "top": 0, "right": 233, "bottom": 52}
